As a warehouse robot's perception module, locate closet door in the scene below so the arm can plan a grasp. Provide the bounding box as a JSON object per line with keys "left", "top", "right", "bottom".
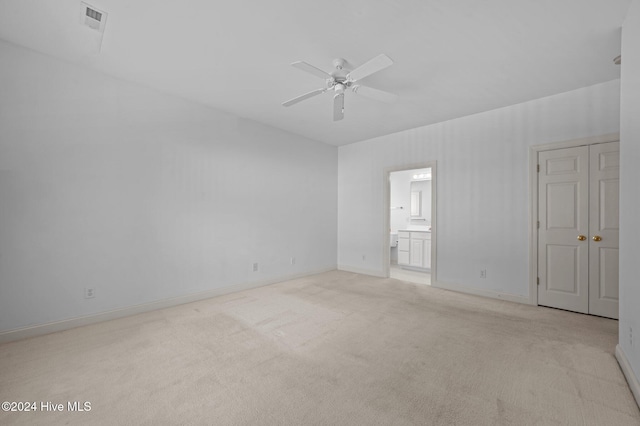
{"left": 537, "top": 142, "right": 620, "bottom": 319}
{"left": 538, "top": 146, "right": 590, "bottom": 314}
{"left": 588, "top": 142, "right": 620, "bottom": 319}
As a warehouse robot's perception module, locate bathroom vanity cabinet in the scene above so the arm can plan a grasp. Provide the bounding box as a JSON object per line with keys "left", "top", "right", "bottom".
{"left": 397, "top": 231, "right": 431, "bottom": 270}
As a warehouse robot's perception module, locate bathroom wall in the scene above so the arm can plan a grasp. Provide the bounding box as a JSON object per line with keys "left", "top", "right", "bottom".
{"left": 390, "top": 170, "right": 413, "bottom": 233}
{"left": 390, "top": 169, "right": 431, "bottom": 233}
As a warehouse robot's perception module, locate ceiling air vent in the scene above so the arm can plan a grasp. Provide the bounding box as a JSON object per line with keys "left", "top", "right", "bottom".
{"left": 80, "top": 2, "right": 107, "bottom": 33}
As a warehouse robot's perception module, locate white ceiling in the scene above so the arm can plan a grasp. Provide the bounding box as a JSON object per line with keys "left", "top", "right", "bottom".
{"left": 0, "top": 0, "right": 630, "bottom": 146}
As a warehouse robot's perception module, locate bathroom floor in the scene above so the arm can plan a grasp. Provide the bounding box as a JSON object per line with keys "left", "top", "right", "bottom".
{"left": 390, "top": 264, "right": 431, "bottom": 285}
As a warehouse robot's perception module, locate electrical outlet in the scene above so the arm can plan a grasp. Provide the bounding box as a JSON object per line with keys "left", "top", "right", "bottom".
{"left": 480, "top": 269, "right": 487, "bottom": 279}
{"left": 252, "top": 262, "right": 258, "bottom": 272}
{"left": 84, "top": 287, "right": 95, "bottom": 299}
{"left": 290, "top": 257, "right": 295, "bottom": 265}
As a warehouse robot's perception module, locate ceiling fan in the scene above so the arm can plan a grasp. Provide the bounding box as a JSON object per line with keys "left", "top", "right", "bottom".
{"left": 282, "top": 54, "right": 397, "bottom": 121}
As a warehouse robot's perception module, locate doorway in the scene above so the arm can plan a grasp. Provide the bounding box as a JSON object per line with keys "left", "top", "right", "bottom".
{"left": 531, "top": 136, "right": 619, "bottom": 319}
{"left": 384, "top": 163, "right": 436, "bottom": 285}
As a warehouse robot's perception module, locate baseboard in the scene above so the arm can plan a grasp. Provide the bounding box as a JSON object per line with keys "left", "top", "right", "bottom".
{"left": 0, "top": 267, "right": 336, "bottom": 345}
{"left": 337, "top": 265, "right": 386, "bottom": 278}
{"left": 616, "top": 344, "right": 640, "bottom": 410}
{"left": 432, "top": 280, "right": 531, "bottom": 305}
{"left": 337, "top": 267, "right": 530, "bottom": 305}
{"left": 397, "top": 265, "right": 431, "bottom": 273}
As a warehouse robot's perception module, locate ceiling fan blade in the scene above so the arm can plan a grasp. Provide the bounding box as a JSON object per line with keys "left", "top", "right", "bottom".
{"left": 352, "top": 85, "right": 398, "bottom": 103}
{"left": 347, "top": 54, "right": 393, "bottom": 82}
{"left": 282, "top": 88, "right": 326, "bottom": 107}
{"left": 333, "top": 93, "right": 344, "bottom": 121}
{"left": 291, "top": 61, "right": 331, "bottom": 79}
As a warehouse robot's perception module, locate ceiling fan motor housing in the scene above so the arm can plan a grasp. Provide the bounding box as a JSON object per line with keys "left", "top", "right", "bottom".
{"left": 332, "top": 58, "right": 347, "bottom": 70}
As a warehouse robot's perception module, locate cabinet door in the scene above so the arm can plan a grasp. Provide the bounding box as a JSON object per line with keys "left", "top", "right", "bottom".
{"left": 410, "top": 239, "right": 423, "bottom": 267}
{"left": 423, "top": 238, "right": 431, "bottom": 269}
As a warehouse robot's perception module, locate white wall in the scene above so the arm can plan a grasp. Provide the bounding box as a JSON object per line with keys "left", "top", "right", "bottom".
{"left": 619, "top": 0, "right": 640, "bottom": 394}
{"left": 338, "top": 80, "right": 620, "bottom": 297}
{"left": 0, "top": 40, "right": 337, "bottom": 333}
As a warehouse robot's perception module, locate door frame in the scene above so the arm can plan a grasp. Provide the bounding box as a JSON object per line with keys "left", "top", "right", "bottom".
{"left": 382, "top": 161, "right": 437, "bottom": 282}
{"left": 528, "top": 133, "right": 619, "bottom": 306}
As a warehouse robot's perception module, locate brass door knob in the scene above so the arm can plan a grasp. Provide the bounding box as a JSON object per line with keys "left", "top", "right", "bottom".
{"left": 577, "top": 235, "right": 586, "bottom": 241}
{"left": 592, "top": 235, "right": 602, "bottom": 242}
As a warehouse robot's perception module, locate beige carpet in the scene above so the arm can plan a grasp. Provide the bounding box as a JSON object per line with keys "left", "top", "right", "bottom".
{"left": 0, "top": 270, "right": 638, "bottom": 425}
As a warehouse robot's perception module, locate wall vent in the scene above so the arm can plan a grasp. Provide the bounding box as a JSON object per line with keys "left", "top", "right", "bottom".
{"left": 80, "top": 2, "right": 107, "bottom": 32}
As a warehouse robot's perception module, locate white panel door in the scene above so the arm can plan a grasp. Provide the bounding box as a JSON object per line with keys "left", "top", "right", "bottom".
{"left": 588, "top": 142, "right": 620, "bottom": 319}
{"left": 538, "top": 146, "right": 590, "bottom": 314}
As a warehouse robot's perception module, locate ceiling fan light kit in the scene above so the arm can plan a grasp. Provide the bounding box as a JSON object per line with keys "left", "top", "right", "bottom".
{"left": 283, "top": 54, "right": 397, "bottom": 121}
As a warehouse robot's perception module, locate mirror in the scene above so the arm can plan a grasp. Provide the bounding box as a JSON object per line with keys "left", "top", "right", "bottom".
{"left": 410, "top": 191, "right": 421, "bottom": 217}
